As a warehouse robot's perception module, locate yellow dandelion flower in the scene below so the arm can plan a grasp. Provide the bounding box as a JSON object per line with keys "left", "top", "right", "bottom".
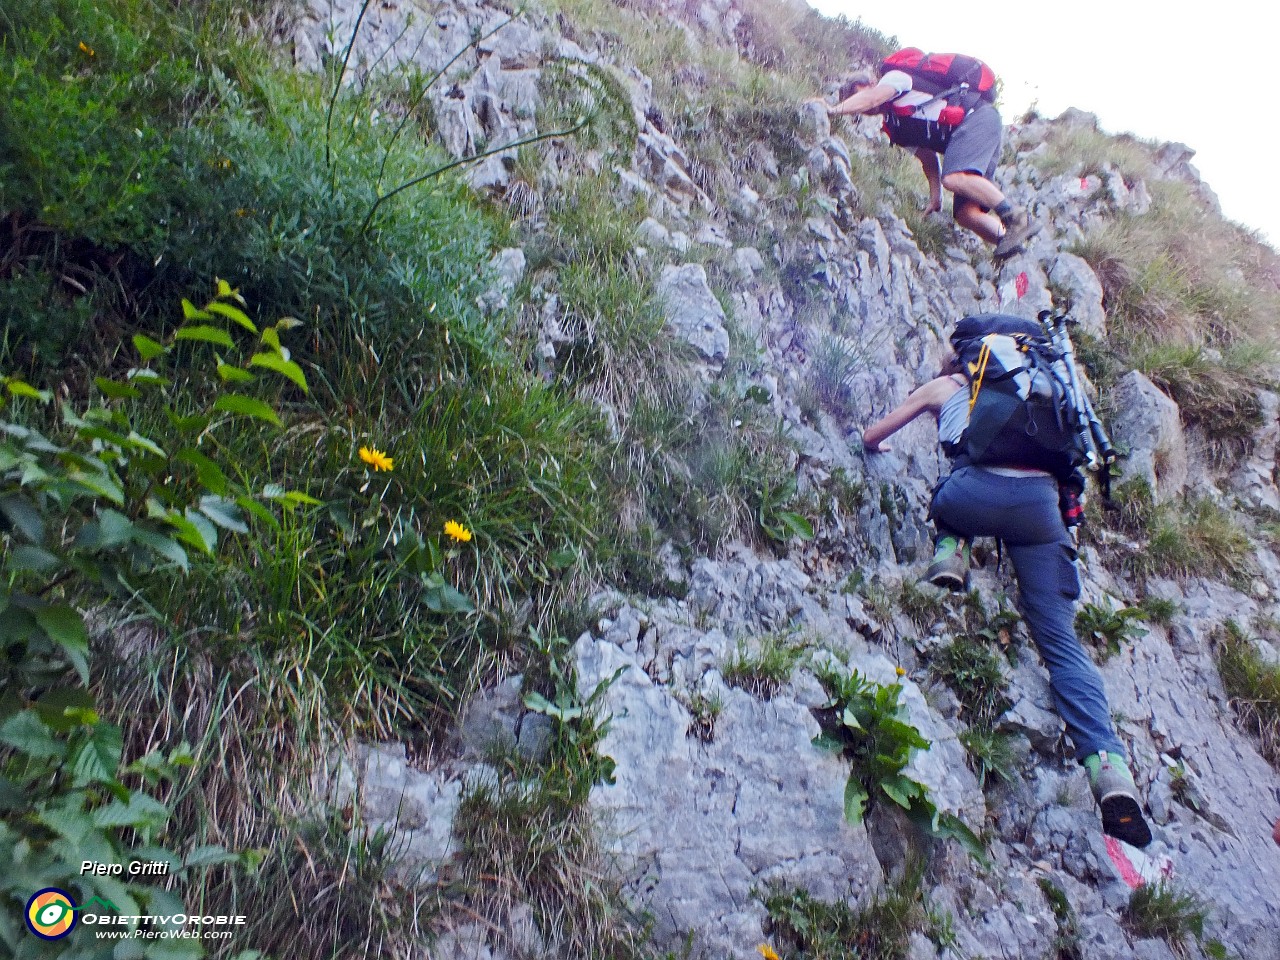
{"left": 444, "top": 520, "right": 472, "bottom": 543}
{"left": 79, "top": 41, "right": 95, "bottom": 57}
{"left": 758, "top": 946, "right": 781, "bottom": 960}
{"left": 358, "top": 445, "right": 394, "bottom": 472}
{"left": 895, "top": 666, "right": 906, "bottom": 677}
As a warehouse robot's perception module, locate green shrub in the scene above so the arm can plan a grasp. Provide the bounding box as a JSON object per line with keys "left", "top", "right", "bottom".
{"left": 812, "top": 666, "right": 984, "bottom": 860}
{"left": 0, "top": 283, "right": 301, "bottom": 958}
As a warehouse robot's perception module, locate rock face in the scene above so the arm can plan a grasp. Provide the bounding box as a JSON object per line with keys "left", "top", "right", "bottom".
{"left": 1110, "top": 370, "right": 1189, "bottom": 501}
{"left": 307, "top": 0, "right": 1280, "bottom": 954}
{"left": 656, "top": 263, "right": 731, "bottom": 369}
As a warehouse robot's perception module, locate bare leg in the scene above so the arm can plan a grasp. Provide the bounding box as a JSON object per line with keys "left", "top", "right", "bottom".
{"left": 954, "top": 198, "right": 1003, "bottom": 244}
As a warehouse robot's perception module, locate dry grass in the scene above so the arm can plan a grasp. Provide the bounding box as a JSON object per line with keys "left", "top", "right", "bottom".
{"left": 1215, "top": 622, "right": 1280, "bottom": 769}
{"left": 1031, "top": 124, "right": 1156, "bottom": 183}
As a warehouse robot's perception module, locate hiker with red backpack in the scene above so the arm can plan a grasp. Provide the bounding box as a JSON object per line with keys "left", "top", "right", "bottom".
{"left": 818, "top": 49, "right": 1038, "bottom": 258}
{"left": 861, "top": 313, "right": 1152, "bottom": 848}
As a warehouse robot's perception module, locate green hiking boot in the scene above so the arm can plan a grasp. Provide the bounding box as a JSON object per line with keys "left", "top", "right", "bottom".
{"left": 1084, "top": 751, "right": 1153, "bottom": 848}
{"left": 993, "top": 205, "right": 1040, "bottom": 258}
{"left": 923, "top": 536, "right": 970, "bottom": 591}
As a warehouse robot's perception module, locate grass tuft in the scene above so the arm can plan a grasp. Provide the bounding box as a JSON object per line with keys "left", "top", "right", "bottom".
{"left": 1214, "top": 622, "right": 1280, "bottom": 769}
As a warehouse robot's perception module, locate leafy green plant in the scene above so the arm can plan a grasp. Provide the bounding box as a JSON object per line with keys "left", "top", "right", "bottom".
{"left": 0, "top": 282, "right": 303, "bottom": 957}
{"left": 1075, "top": 600, "right": 1148, "bottom": 661}
{"left": 724, "top": 632, "right": 808, "bottom": 700}
{"left": 811, "top": 667, "right": 985, "bottom": 861}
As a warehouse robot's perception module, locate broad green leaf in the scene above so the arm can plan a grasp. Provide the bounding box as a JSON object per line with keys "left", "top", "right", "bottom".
{"left": 130, "top": 528, "right": 189, "bottom": 571}
{"left": 0, "top": 493, "right": 45, "bottom": 542}
{"left": 0, "top": 710, "right": 65, "bottom": 759}
{"left": 175, "top": 324, "right": 235, "bottom": 348}
{"left": 70, "top": 722, "right": 124, "bottom": 786}
{"left": 35, "top": 604, "right": 89, "bottom": 653}
{"left": 274, "top": 317, "right": 303, "bottom": 331}
{"left": 166, "top": 510, "right": 217, "bottom": 554}
{"left": 198, "top": 495, "right": 248, "bottom": 533}
{"left": 777, "top": 511, "right": 814, "bottom": 541}
{"left": 93, "top": 377, "right": 142, "bottom": 400}
{"left": 235, "top": 495, "right": 280, "bottom": 531}
{"left": 6, "top": 380, "right": 53, "bottom": 403}
{"left": 548, "top": 548, "right": 577, "bottom": 570}
{"left": 842, "top": 777, "right": 868, "bottom": 825}
{"left": 97, "top": 508, "right": 134, "bottom": 548}
{"left": 422, "top": 572, "right": 476, "bottom": 613}
{"left": 216, "top": 278, "right": 233, "bottom": 298}
{"left": 207, "top": 300, "right": 257, "bottom": 333}
{"left": 68, "top": 470, "right": 125, "bottom": 505}
{"left": 216, "top": 362, "right": 256, "bottom": 384}
{"left": 7, "top": 544, "right": 59, "bottom": 574}
{"left": 166, "top": 410, "right": 211, "bottom": 434}
{"left": 522, "top": 691, "right": 583, "bottom": 722}
{"left": 213, "top": 394, "right": 281, "bottom": 426}
{"left": 181, "top": 298, "right": 212, "bottom": 321}
{"left": 36, "top": 687, "right": 97, "bottom": 732}
{"left": 248, "top": 352, "right": 308, "bottom": 392}
{"left": 879, "top": 774, "right": 922, "bottom": 810}
{"left": 176, "top": 448, "right": 230, "bottom": 496}
{"left": 123, "top": 430, "right": 166, "bottom": 458}
{"left": 132, "top": 334, "right": 167, "bottom": 361}
{"left": 126, "top": 367, "right": 170, "bottom": 387}
{"left": 36, "top": 605, "right": 91, "bottom": 684}
{"left": 260, "top": 327, "right": 282, "bottom": 353}
{"left": 183, "top": 844, "right": 240, "bottom": 870}
{"left": 92, "top": 791, "right": 170, "bottom": 830}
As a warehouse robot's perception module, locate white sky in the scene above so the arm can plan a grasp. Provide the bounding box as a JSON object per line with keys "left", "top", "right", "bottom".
{"left": 806, "top": 0, "right": 1280, "bottom": 247}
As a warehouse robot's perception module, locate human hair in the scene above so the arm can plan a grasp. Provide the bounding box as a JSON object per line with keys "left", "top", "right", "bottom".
{"left": 838, "top": 71, "right": 876, "bottom": 102}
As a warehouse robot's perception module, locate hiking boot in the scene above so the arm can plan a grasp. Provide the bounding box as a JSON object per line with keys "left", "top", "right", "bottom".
{"left": 1085, "top": 751, "right": 1153, "bottom": 848}
{"left": 993, "top": 205, "right": 1040, "bottom": 258}
{"left": 923, "top": 536, "right": 970, "bottom": 591}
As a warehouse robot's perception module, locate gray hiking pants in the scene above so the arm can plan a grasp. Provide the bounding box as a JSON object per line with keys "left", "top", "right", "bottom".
{"left": 931, "top": 465, "right": 1125, "bottom": 761}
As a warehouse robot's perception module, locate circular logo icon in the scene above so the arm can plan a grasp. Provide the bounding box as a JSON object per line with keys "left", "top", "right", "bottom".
{"left": 26, "top": 888, "right": 77, "bottom": 940}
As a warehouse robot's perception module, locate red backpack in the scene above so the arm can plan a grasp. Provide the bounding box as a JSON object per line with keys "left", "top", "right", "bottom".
{"left": 880, "top": 49, "right": 997, "bottom": 105}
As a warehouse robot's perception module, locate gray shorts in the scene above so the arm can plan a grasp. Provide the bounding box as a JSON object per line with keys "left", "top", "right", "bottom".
{"left": 941, "top": 103, "right": 1002, "bottom": 180}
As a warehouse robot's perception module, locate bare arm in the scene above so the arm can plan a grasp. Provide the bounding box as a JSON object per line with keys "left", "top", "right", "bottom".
{"left": 862, "top": 376, "right": 963, "bottom": 452}
{"left": 915, "top": 148, "right": 943, "bottom": 213}
{"left": 828, "top": 81, "right": 899, "bottom": 117}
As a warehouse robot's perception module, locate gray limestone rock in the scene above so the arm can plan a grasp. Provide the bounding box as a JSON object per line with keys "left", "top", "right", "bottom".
{"left": 1110, "top": 370, "right": 1189, "bottom": 502}
{"left": 656, "top": 263, "right": 730, "bottom": 369}
{"left": 1048, "top": 252, "right": 1107, "bottom": 336}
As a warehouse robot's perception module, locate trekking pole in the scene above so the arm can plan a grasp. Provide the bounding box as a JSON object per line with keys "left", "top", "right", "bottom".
{"left": 1037, "top": 311, "right": 1114, "bottom": 473}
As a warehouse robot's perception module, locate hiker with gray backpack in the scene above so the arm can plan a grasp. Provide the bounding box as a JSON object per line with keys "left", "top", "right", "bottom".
{"left": 814, "top": 49, "right": 1039, "bottom": 258}
{"left": 861, "top": 312, "right": 1152, "bottom": 848}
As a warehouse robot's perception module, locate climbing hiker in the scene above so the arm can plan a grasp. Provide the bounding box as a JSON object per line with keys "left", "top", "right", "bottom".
{"left": 860, "top": 316, "right": 1153, "bottom": 848}
{"left": 1273, "top": 816, "right": 1280, "bottom": 847}
{"left": 816, "top": 49, "right": 1038, "bottom": 257}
